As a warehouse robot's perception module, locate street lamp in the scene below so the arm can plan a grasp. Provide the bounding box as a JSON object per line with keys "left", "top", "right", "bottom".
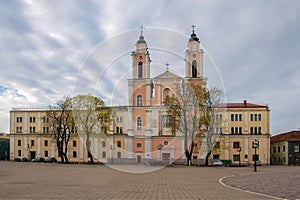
{"left": 253, "top": 137, "right": 259, "bottom": 172}
{"left": 237, "top": 146, "right": 242, "bottom": 166}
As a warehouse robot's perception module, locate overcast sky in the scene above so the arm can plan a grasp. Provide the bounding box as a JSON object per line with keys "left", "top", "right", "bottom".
{"left": 1, "top": 0, "right": 300, "bottom": 135}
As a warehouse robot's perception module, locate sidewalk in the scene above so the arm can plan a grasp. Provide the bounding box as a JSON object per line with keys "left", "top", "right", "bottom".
{"left": 0, "top": 162, "right": 295, "bottom": 199}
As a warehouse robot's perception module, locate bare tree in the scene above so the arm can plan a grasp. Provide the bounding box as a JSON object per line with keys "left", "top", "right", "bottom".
{"left": 165, "top": 80, "right": 202, "bottom": 166}
{"left": 199, "top": 87, "right": 224, "bottom": 166}
{"left": 72, "top": 94, "right": 111, "bottom": 164}
{"left": 47, "top": 97, "right": 75, "bottom": 163}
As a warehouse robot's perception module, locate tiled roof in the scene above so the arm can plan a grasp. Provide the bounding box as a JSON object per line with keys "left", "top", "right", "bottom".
{"left": 216, "top": 100, "right": 268, "bottom": 108}
{"left": 271, "top": 131, "right": 300, "bottom": 143}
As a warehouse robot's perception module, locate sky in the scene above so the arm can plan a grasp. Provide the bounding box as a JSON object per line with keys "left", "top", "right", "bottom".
{"left": 1, "top": 0, "right": 300, "bottom": 135}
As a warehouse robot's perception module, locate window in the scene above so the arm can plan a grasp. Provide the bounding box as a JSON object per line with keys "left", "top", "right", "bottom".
{"left": 102, "top": 151, "right": 106, "bottom": 158}
{"left": 44, "top": 140, "right": 48, "bottom": 147}
{"left": 117, "top": 152, "right": 121, "bottom": 158}
{"left": 235, "top": 127, "right": 238, "bottom": 134}
{"left": 239, "top": 114, "right": 242, "bottom": 121}
{"left": 102, "top": 141, "right": 106, "bottom": 148}
{"left": 43, "top": 116, "right": 49, "bottom": 123}
{"left": 138, "top": 61, "right": 143, "bottom": 78}
{"left": 101, "top": 126, "right": 108, "bottom": 134}
{"left": 239, "top": 127, "right": 242, "bottom": 134}
{"left": 233, "top": 154, "right": 240, "bottom": 162}
{"left": 73, "top": 151, "right": 77, "bottom": 158}
{"left": 29, "top": 126, "right": 36, "bottom": 133}
{"left": 294, "top": 145, "right": 299, "bottom": 153}
{"left": 137, "top": 143, "right": 142, "bottom": 148}
{"left": 278, "top": 146, "right": 280, "bottom": 153}
{"left": 116, "top": 116, "right": 123, "bottom": 123}
{"left": 214, "top": 142, "right": 220, "bottom": 149}
{"left": 29, "top": 116, "right": 36, "bottom": 123}
{"left": 18, "top": 140, "right": 21, "bottom": 146}
{"left": 213, "top": 154, "right": 220, "bottom": 159}
{"left": 233, "top": 142, "right": 240, "bottom": 148}
{"left": 231, "top": 114, "right": 234, "bottom": 121}
{"left": 162, "top": 115, "right": 171, "bottom": 127}
{"left": 31, "top": 140, "right": 35, "bottom": 147}
{"left": 192, "top": 60, "right": 197, "bottom": 78}
{"left": 116, "top": 127, "right": 123, "bottom": 134}
{"left": 250, "top": 114, "right": 253, "bottom": 121}
{"left": 258, "top": 127, "right": 262, "bottom": 134}
{"left": 117, "top": 141, "right": 121, "bottom": 148}
{"left": 99, "top": 116, "right": 108, "bottom": 122}
{"left": 73, "top": 140, "right": 77, "bottom": 147}
{"left": 254, "top": 127, "right": 257, "bottom": 134}
{"left": 43, "top": 127, "right": 49, "bottom": 134}
{"left": 250, "top": 127, "right": 253, "bottom": 134}
{"left": 258, "top": 114, "right": 261, "bottom": 121}
{"left": 137, "top": 95, "right": 143, "bottom": 106}
{"left": 18, "top": 150, "right": 21, "bottom": 157}
{"left": 16, "top": 117, "right": 22, "bottom": 123}
{"left": 16, "top": 126, "right": 22, "bottom": 133}
{"left": 254, "top": 114, "right": 257, "bottom": 121}
{"left": 235, "top": 114, "right": 239, "bottom": 121}
{"left": 137, "top": 117, "right": 142, "bottom": 131}
{"left": 283, "top": 145, "right": 285, "bottom": 152}
{"left": 231, "top": 127, "right": 234, "bottom": 134}
{"left": 44, "top": 150, "right": 48, "bottom": 157}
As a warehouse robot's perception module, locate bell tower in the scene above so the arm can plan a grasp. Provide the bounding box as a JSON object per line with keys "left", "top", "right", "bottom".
{"left": 185, "top": 25, "right": 204, "bottom": 78}
{"left": 131, "top": 25, "right": 151, "bottom": 79}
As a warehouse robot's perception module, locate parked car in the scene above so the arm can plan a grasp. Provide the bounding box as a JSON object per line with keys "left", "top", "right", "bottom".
{"left": 213, "top": 160, "right": 223, "bottom": 166}
{"left": 21, "top": 157, "right": 28, "bottom": 162}
{"left": 255, "top": 160, "right": 262, "bottom": 166}
{"left": 31, "top": 157, "right": 45, "bottom": 163}
{"left": 14, "top": 158, "right": 21, "bottom": 162}
{"left": 45, "top": 157, "right": 57, "bottom": 163}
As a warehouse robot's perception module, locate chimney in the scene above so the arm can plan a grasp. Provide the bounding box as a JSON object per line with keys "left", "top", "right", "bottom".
{"left": 244, "top": 100, "right": 247, "bottom": 106}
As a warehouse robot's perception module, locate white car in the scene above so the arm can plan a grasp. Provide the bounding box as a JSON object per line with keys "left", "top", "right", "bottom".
{"left": 213, "top": 160, "right": 223, "bottom": 166}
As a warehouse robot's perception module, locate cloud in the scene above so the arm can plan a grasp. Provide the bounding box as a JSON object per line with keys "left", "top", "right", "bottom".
{"left": 0, "top": 0, "right": 300, "bottom": 135}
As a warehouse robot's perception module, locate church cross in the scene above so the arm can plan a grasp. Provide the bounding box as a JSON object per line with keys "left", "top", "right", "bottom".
{"left": 191, "top": 24, "right": 196, "bottom": 34}
{"left": 139, "top": 25, "right": 145, "bottom": 36}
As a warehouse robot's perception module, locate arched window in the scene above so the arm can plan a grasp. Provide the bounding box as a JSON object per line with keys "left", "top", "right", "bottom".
{"left": 192, "top": 60, "right": 197, "bottom": 78}
{"left": 137, "top": 117, "right": 142, "bottom": 131}
{"left": 137, "top": 95, "right": 143, "bottom": 106}
{"left": 163, "top": 88, "right": 171, "bottom": 105}
{"left": 138, "top": 61, "right": 143, "bottom": 78}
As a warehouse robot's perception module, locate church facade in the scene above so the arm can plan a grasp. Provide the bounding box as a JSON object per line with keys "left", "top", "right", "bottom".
{"left": 9, "top": 28, "right": 271, "bottom": 165}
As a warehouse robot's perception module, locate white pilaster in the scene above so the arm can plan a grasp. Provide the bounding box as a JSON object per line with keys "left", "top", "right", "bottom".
{"left": 24, "top": 112, "right": 28, "bottom": 132}
{"left": 38, "top": 112, "right": 41, "bottom": 132}
{"left": 145, "top": 137, "right": 152, "bottom": 158}
{"left": 37, "top": 136, "right": 41, "bottom": 157}
{"left": 10, "top": 135, "right": 14, "bottom": 158}
{"left": 94, "top": 137, "right": 99, "bottom": 160}
{"left": 125, "top": 137, "right": 134, "bottom": 158}
{"left": 244, "top": 111, "right": 248, "bottom": 133}
{"left": 51, "top": 136, "right": 55, "bottom": 157}
{"left": 157, "top": 81, "right": 161, "bottom": 105}
{"left": 225, "top": 136, "right": 229, "bottom": 160}
{"left": 24, "top": 135, "right": 28, "bottom": 157}
{"left": 10, "top": 112, "right": 14, "bottom": 133}
{"left": 244, "top": 136, "right": 249, "bottom": 162}
{"left": 80, "top": 137, "right": 84, "bottom": 160}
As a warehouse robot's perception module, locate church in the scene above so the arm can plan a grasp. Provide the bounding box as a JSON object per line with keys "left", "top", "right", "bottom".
{"left": 9, "top": 27, "right": 271, "bottom": 165}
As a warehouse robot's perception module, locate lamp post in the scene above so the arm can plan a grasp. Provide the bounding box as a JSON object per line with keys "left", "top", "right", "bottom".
{"left": 253, "top": 137, "right": 259, "bottom": 172}
{"left": 237, "top": 146, "right": 242, "bottom": 166}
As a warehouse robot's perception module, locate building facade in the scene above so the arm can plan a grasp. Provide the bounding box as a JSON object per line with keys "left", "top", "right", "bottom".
{"left": 9, "top": 28, "right": 271, "bottom": 165}
{"left": 270, "top": 130, "right": 300, "bottom": 165}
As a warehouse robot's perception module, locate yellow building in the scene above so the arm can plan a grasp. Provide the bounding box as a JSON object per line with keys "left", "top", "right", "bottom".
{"left": 208, "top": 100, "right": 271, "bottom": 165}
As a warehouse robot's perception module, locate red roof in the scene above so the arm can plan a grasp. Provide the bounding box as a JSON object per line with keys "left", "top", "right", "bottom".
{"left": 271, "top": 131, "right": 300, "bottom": 143}
{"left": 216, "top": 100, "right": 268, "bottom": 108}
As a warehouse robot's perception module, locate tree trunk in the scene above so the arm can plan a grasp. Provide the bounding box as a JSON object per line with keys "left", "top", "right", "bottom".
{"left": 86, "top": 133, "right": 94, "bottom": 164}
{"left": 205, "top": 151, "right": 211, "bottom": 166}
{"left": 185, "top": 141, "right": 194, "bottom": 166}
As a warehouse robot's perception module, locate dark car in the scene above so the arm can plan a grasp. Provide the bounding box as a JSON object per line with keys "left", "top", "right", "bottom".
{"left": 31, "top": 157, "right": 45, "bottom": 163}
{"left": 21, "top": 157, "right": 28, "bottom": 162}
{"left": 255, "top": 160, "right": 262, "bottom": 166}
{"left": 14, "top": 158, "right": 21, "bottom": 162}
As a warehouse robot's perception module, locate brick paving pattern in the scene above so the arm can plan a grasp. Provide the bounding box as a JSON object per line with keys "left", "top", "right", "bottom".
{"left": 0, "top": 162, "right": 296, "bottom": 199}
{"left": 221, "top": 166, "right": 300, "bottom": 200}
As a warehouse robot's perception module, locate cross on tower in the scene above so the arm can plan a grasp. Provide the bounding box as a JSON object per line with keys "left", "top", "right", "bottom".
{"left": 191, "top": 24, "right": 196, "bottom": 34}
{"left": 165, "top": 63, "right": 170, "bottom": 71}
{"left": 139, "top": 25, "right": 145, "bottom": 36}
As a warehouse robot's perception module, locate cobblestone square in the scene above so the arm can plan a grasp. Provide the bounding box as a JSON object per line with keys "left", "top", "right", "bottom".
{"left": 0, "top": 162, "right": 299, "bottom": 199}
